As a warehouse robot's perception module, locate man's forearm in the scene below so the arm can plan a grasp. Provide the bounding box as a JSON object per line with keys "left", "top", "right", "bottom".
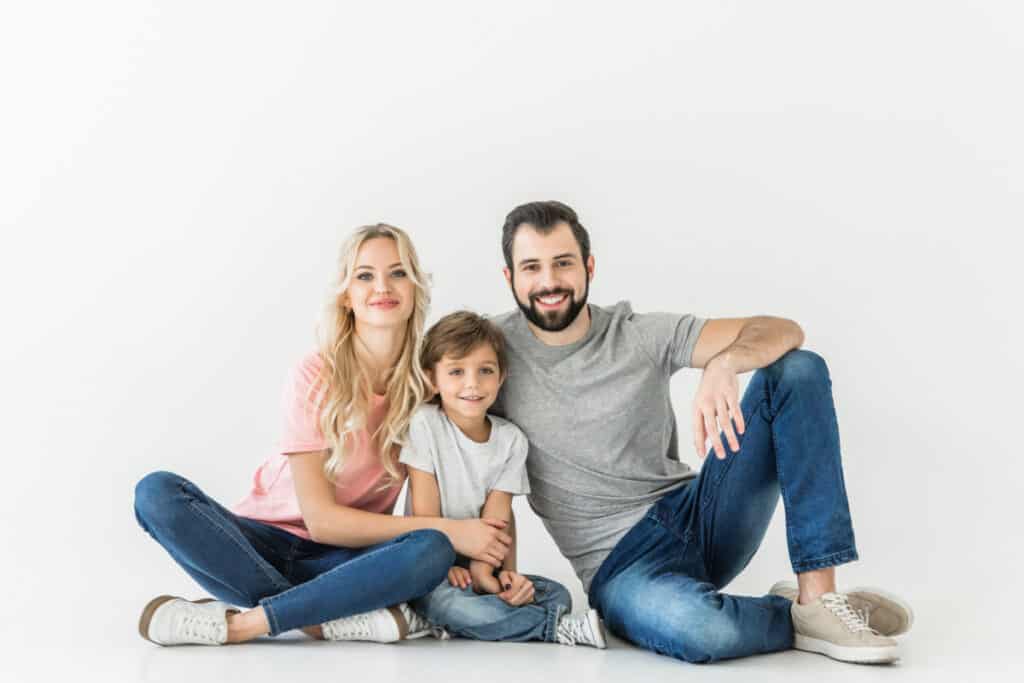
{"left": 710, "top": 316, "right": 804, "bottom": 374}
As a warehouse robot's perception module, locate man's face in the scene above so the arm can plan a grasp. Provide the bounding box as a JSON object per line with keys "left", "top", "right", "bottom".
{"left": 503, "top": 222, "right": 594, "bottom": 332}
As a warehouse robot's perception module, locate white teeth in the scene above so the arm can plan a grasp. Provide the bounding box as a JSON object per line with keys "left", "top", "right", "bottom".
{"left": 539, "top": 295, "right": 566, "bottom": 304}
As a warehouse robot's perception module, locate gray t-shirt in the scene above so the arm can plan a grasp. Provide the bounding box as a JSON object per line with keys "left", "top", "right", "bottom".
{"left": 399, "top": 403, "right": 530, "bottom": 522}
{"left": 490, "top": 301, "right": 706, "bottom": 592}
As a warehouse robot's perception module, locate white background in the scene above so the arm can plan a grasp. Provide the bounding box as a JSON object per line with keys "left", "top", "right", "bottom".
{"left": 1, "top": 1, "right": 1021, "bottom": 681}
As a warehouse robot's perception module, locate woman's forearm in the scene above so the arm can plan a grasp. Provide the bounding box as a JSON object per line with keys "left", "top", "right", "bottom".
{"left": 309, "top": 504, "right": 450, "bottom": 547}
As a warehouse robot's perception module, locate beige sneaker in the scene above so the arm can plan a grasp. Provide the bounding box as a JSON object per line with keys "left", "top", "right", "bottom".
{"left": 770, "top": 580, "right": 914, "bottom": 636}
{"left": 789, "top": 592, "right": 900, "bottom": 664}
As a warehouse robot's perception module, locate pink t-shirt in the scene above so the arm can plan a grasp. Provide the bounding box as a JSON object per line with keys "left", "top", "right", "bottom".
{"left": 232, "top": 353, "right": 405, "bottom": 539}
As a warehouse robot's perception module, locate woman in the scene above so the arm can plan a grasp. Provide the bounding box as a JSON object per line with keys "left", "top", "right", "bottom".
{"left": 133, "top": 224, "right": 512, "bottom": 646}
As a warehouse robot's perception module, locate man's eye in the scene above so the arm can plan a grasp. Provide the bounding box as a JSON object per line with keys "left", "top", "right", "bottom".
{"left": 557, "top": 260, "right": 571, "bottom": 268}
{"left": 523, "top": 264, "right": 539, "bottom": 272}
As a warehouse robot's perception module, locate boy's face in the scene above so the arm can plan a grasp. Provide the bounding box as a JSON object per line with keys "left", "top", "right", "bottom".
{"left": 430, "top": 344, "right": 504, "bottom": 424}
{"left": 503, "top": 222, "right": 594, "bottom": 332}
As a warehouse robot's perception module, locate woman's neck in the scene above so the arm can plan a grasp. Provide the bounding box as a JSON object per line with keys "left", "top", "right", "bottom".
{"left": 353, "top": 322, "right": 406, "bottom": 395}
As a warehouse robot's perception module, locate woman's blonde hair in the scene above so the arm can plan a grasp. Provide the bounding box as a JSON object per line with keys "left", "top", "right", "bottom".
{"left": 312, "top": 223, "right": 431, "bottom": 488}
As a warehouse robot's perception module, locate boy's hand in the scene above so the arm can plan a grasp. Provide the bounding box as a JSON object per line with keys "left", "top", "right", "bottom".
{"left": 469, "top": 560, "right": 502, "bottom": 594}
{"left": 497, "top": 570, "right": 535, "bottom": 606}
{"left": 448, "top": 566, "right": 472, "bottom": 590}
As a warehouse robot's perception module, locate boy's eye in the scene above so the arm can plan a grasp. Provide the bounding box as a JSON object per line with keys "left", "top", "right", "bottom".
{"left": 481, "top": 367, "right": 494, "bottom": 374}
{"left": 448, "top": 369, "right": 462, "bottom": 376}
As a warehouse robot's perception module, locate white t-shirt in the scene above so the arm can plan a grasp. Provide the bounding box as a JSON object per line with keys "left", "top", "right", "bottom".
{"left": 399, "top": 403, "right": 530, "bottom": 521}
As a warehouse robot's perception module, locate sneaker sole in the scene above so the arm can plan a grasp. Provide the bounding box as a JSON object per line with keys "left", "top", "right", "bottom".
{"left": 794, "top": 634, "right": 900, "bottom": 664}
{"left": 846, "top": 585, "right": 915, "bottom": 636}
{"left": 138, "top": 596, "right": 218, "bottom": 644}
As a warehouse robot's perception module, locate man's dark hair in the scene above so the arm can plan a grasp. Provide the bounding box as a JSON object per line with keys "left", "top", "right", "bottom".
{"left": 501, "top": 201, "right": 591, "bottom": 269}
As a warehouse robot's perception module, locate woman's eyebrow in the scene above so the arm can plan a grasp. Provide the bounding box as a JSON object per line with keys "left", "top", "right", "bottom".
{"left": 355, "top": 262, "right": 404, "bottom": 271}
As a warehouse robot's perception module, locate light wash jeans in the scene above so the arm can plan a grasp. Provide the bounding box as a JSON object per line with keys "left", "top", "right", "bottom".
{"left": 412, "top": 574, "right": 571, "bottom": 642}
{"left": 133, "top": 471, "right": 454, "bottom": 635}
{"left": 587, "top": 350, "right": 858, "bottom": 663}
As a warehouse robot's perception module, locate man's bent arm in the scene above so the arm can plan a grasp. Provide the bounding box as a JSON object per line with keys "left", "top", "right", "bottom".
{"left": 691, "top": 316, "right": 805, "bottom": 372}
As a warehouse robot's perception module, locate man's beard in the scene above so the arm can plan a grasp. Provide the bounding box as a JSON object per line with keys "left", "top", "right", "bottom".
{"left": 512, "top": 277, "right": 589, "bottom": 333}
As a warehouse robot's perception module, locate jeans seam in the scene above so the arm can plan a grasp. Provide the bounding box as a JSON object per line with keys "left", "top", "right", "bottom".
{"left": 181, "top": 483, "right": 291, "bottom": 595}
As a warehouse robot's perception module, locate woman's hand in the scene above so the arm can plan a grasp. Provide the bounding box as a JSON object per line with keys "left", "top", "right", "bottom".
{"left": 497, "top": 570, "right": 534, "bottom": 606}
{"left": 446, "top": 518, "right": 512, "bottom": 567}
{"left": 469, "top": 560, "right": 502, "bottom": 594}
{"left": 448, "top": 566, "right": 472, "bottom": 589}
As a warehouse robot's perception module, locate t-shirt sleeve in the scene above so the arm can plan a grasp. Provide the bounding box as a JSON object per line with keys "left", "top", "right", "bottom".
{"left": 629, "top": 310, "right": 707, "bottom": 374}
{"left": 280, "top": 353, "right": 330, "bottom": 454}
{"left": 491, "top": 427, "right": 530, "bottom": 495}
{"left": 398, "top": 410, "right": 436, "bottom": 474}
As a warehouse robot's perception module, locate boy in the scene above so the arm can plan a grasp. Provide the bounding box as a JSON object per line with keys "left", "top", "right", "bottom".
{"left": 401, "top": 311, "right": 605, "bottom": 647}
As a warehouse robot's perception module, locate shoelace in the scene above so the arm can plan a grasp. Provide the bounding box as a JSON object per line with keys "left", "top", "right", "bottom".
{"left": 400, "top": 604, "right": 449, "bottom": 640}
{"left": 323, "top": 613, "right": 373, "bottom": 640}
{"left": 556, "top": 616, "right": 590, "bottom": 646}
{"left": 178, "top": 606, "right": 226, "bottom": 644}
{"left": 823, "top": 594, "right": 875, "bottom": 634}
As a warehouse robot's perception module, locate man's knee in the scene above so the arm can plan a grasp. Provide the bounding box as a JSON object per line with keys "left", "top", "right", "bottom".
{"left": 760, "top": 349, "right": 829, "bottom": 391}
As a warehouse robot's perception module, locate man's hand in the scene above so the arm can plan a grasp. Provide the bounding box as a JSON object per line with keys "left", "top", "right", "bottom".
{"left": 692, "top": 355, "right": 746, "bottom": 459}
{"left": 469, "top": 560, "right": 502, "bottom": 594}
{"left": 448, "top": 566, "right": 472, "bottom": 590}
{"left": 497, "top": 570, "right": 535, "bottom": 606}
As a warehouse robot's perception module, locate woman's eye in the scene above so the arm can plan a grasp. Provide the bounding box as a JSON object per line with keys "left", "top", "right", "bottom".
{"left": 356, "top": 272, "right": 373, "bottom": 281}
{"left": 391, "top": 269, "right": 407, "bottom": 278}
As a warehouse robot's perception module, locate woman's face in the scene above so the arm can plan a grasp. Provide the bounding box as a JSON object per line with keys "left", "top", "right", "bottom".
{"left": 343, "top": 237, "right": 416, "bottom": 330}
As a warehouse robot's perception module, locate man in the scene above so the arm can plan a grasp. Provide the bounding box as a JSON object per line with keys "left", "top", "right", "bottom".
{"left": 490, "top": 201, "right": 913, "bottom": 664}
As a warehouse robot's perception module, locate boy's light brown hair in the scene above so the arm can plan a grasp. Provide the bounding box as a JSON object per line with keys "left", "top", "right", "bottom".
{"left": 420, "top": 311, "right": 508, "bottom": 398}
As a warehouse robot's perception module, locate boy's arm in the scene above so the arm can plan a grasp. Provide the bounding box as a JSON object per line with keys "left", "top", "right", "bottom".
{"left": 470, "top": 490, "right": 514, "bottom": 593}
{"left": 407, "top": 467, "right": 442, "bottom": 517}
{"left": 480, "top": 491, "right": 516, "bottom": 571}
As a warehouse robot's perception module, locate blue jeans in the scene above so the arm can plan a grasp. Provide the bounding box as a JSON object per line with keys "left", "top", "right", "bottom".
{"left": 133, "top": 471, "right": 455, "bottom": 636}
{"left": 587, "top": 349, "right": 857, "bottom": 663}
{"left": 411, "top": 575, "right": 571, "bottom": 642}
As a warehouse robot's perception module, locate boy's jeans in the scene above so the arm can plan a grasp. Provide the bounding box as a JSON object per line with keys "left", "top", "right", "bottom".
{"left": 412, "top": 574, "right": 571, "bottom": 642}
{"left": 588, "top": 350, "right": 858, "bottom": 663}
{"left": 133, "top": 471, "right": 454, "bottom": 636}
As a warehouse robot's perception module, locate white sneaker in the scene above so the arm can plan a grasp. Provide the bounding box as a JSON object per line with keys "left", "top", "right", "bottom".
{"left": 321, "top": 603, "right": 444, "bottom": 643}
{"left": 555, "top": 609, "right": 607, "bottom": 649}
{"left": 139, "top": 596, "right": 233, "bottom": 646}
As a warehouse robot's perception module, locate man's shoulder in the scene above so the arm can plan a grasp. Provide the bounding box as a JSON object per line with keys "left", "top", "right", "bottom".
{"left": 489, "top": 309, "right": 521, "bottom": 332}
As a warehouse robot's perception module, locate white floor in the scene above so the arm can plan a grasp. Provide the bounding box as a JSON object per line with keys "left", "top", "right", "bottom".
{"left": 3, "top": 592, "right": 1014, "bottom": 683}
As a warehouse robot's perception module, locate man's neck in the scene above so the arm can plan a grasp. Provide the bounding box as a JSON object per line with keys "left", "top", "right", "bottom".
{"left": 525, "top": 305, "right": 592, "bottom": 347}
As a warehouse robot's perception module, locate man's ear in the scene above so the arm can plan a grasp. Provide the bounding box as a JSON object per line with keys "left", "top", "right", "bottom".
{"left": 502, "top": 266, "right": 512, "bottom": 287}
{"left": 586, "top": 254, "right": 595, "bottom": 282}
